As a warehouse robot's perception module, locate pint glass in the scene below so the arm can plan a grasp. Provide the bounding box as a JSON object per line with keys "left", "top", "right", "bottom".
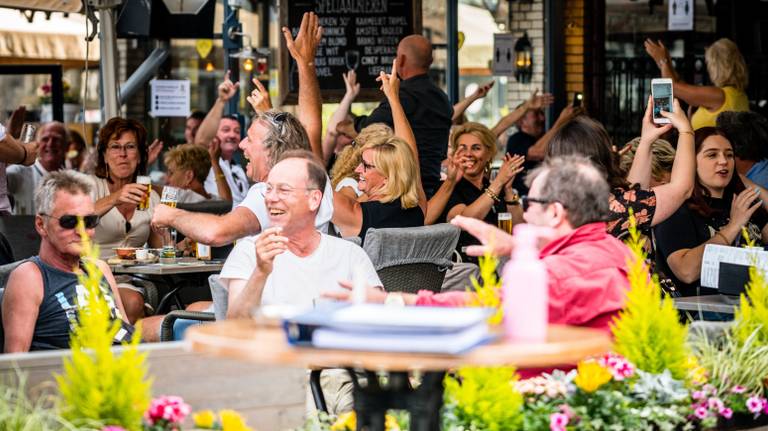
{"left": 136, "top": 176, "right": 151, "bottom": 211}
{"left": 497, "top": 212, "right": 513, "bottom": 235}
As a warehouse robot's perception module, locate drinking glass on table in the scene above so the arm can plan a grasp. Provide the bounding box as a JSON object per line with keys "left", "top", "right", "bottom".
{"left": 160, "top": 187, "right": 179, "bottom": 258}
{"left": 498, "top": 212, "right": 513, "bottom": 235}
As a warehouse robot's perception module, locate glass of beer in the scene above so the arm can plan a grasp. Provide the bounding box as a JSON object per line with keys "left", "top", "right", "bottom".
{"left": 160, "top": 187, "right": 180, "bottom": 259}
{"left": 20, "top": 123, "right": 37, "bottom": 144}
{"left": 160, "top": 186, "right": 179, "bottom": 208}
{"left": 136, "top": 176, "right": 151, "bottom": 211}
{"left": 498, "top": 212, "right": 513, "bottom": 235}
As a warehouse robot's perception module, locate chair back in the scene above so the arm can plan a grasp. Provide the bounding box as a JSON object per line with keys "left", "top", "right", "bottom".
{"left": 362, "top": 224, "right": 460, "bottom": 294}
{"left": 175, "top": 200, "right": 234, "bottom": 259}
{"left": 0, "top": 216, "right": 40, "bottom": 261}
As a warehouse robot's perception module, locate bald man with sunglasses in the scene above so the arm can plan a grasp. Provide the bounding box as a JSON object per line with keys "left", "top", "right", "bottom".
{"left": 2, "top": 170, "right": 132, "bottom": 352}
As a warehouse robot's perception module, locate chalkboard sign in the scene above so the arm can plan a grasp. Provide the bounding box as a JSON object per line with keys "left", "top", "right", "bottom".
{"left": 279, "top": 0, "right": 422, "bottom": 104}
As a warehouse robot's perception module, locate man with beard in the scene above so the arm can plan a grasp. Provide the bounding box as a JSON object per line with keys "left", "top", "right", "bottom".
{"left": 7, "top": 122, "right": 68, "bottom": 215}
{"left": 194, "top": 72, "right": 249, "bottom": 206}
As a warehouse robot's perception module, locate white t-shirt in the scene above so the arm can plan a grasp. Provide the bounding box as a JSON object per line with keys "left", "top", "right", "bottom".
{"left": 204, "top": 158, "right": 249, "bottom": 207}
{"left": 334, "top": 177, "right": 362, "bottom": 197}
{"left": 176, "top": 188, "right": 208, "bottom": 204}
{"left": 220, "top": 233, "right": 381, "bottom": 307}
{"left": 238, "top": 178, "right": 334, "bottom": 233}
{"left": 6, "top": 160, "right": 49, "bottom": 215}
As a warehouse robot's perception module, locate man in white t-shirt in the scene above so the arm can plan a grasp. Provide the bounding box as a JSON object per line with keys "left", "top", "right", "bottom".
{"left": 221, "top": 154, "right": 380, "bottom": 316}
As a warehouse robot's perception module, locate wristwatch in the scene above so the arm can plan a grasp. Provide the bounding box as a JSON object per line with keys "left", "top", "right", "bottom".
{"left": 505, "top": 190, "right": 520, "bottom": 206}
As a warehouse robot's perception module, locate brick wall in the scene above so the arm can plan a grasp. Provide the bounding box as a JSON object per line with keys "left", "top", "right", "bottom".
{"left": 506, "top": 0, "right": 586, "bottom": 108}
{"left": 506, "top": 0, "right": 544, "bottom": 108}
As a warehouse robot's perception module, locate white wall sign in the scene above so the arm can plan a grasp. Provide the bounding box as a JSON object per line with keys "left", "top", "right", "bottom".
{"left": 150, "top": 79, "right": 191, "bottom": 117}
{"left": 668, "top": 0, "right": 694, "bottom": 31}
{"left": 492, "top": 33, "right": 515, "bottom": 76}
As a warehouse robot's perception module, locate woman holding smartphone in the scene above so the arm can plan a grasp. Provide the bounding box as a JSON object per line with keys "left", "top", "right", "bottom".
{"left": 645, "top": 38, "right": 749, "bottom": 130}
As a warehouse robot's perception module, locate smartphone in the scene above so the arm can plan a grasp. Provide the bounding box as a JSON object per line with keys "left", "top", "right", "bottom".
{"left": 651, "top": 78, "right": 673, "bottom": 124}
{"left": 572, "top": 92, "right": 583, "bottom": 107}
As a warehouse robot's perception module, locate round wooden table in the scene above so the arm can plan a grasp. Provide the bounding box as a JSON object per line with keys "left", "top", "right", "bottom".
{"left": 186, "top": 320, "right": 612, "bottom": 431}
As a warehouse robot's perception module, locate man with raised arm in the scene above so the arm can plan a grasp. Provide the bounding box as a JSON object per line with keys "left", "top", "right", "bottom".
{"left": 151, "top": 12, "right": 331, "bottom": 246}
{"left": 354, "top": 34, "right": 452, "bottom": 198}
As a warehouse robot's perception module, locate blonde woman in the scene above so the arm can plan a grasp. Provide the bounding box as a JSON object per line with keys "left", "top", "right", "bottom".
{"left": 425, "top": 122, "right": 524, "bottom": 262}
{"left": 620, "top": 137, "right": 676, "bottom": 187}
{"left": 332, "top": 59, "right": 426, "bottom": 242}
{"left": 329, "top": 123, "right": 393, "bottom": 199}
{"left": 645, "top": 38, "right": 749, "bottom": 130}
{"left": 163, "top": 144, "right": 220, "bottom": 203}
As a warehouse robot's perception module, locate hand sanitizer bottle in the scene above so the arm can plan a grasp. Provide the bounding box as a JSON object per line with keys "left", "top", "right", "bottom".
{"left": 502, "top": 224, "right": 548, "bottom": 342}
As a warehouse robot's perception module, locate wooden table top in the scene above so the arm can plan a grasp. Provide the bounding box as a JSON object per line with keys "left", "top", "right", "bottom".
{"left": 673, "top": 295, "right": 739, "bottom": 315}
{"left": 185, "top": 320, "right": 613, "bottom": 371}
{"left": 109, "top": 261, "right": 223, "bottom": 276}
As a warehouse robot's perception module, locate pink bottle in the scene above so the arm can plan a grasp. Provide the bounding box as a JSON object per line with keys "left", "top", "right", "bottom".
{"left": 502, "top": 224, "right": 548, "bottom": 342}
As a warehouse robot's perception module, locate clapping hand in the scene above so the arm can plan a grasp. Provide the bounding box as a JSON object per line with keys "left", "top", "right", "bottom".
{"left": 218, "top": 70, "right": 240, "bottom": 102}
{"left": 644, "top": 39, "right": 670, "bottom": 65}
{"left": 247, "top": 78, "right": 272, "bottom": 113}
{"left": 282, "top": 12, "right": 323, "bottom": 67}
{"left": 492, "top": 153, "right": 525, "bottom": 189}
{"left": 377, "top": 58, "right": 400, "bottom": 102}
{"left": 147, "top": 138, "right": 164, "bottom": 166}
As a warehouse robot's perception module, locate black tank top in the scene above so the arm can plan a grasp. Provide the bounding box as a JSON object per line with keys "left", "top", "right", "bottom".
{"left": 29, "top": 256, "right": 132, "bottom": 351}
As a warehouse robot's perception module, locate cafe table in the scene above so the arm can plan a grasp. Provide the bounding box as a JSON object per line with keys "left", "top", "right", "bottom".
{"left": 673, "top": 294, "right": 739, "bottom": 315}
{"left": 186, "top": 320, "right": 612, "bottom": 431}
{"left": 110, "top": 260, "right": 224, "bottom": 313}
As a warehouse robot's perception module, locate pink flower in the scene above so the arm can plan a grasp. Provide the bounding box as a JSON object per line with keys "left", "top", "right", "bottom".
{"left": 102, "top": 427, "right": 127, "bottom": 431}
{"left": 559, "top": 404, "right": 575, "bottom": 419}
{"left": 708, "top": 397, "right": 724, "bottom": 412}
{"left": 598, "top": 353, "right": 635, "bottom": 381}
{"left": 550, "top": 412, "right": 569, "bottom": 431}
{"left": 144, "top": 395, "right": 191, "bottom": 425}
{"left": 694, "top": 405, "right": 709, "bottom": 420}
{"left": 720, "top": 407, "right": 733, "bottom": 419}
{"left": 692, "top": 390, "right": 705, "bottom": 400}
{"left": 730, "top": 385, "right": 747, "bottom": 394}
{"left": 746, "top": 396, "right": 764, "bottom": 414}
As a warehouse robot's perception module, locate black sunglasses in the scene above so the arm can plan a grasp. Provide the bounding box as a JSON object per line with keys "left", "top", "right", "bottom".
{"left": 40, "top": 214, "right": 100, "bottom": 229}
{"left": 521, "top": 196, "right": 556, "bottom": 212}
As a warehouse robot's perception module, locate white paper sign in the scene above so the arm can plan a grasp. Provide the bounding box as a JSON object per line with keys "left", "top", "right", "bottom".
{"left": 492, "top": 33, "right": 515, "bottom": 76}
{"left": 700, "top": 244, "right": 768, "bottom": 289}
{"left": 150, "top": 79, "right": 190, "bottom": 117}
{"left": 668, "top": 0, "right": 694, "bottom": 31}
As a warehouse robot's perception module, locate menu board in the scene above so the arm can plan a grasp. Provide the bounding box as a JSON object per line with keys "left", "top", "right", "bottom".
{"left": 279, "top": 0, "right": 422, "bottom": 104}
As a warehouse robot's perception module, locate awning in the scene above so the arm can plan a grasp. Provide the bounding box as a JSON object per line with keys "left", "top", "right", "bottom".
{"left": 0, "top": 7, "right": 99, "bottom": 68}
{"left": 0, "top": 0, "right": 82, "bottom": 13}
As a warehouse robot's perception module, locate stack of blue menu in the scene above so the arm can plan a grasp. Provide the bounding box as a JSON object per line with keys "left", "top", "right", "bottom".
{"left": 283, "top": 303, "right": 493, "bottom": 354}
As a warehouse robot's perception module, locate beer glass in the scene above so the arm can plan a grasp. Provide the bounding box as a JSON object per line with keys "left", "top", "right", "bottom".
{"left": 136, "top": 176, "right": 152, "bottom": 211}
{"left": 497, "top": 212, "right": 513, "bottom": 235}
{"left": 20, "top": 123, "right": 37, "bottom": 144}
{"left": 160, "top": 187, "right": 180, "bottom": 258}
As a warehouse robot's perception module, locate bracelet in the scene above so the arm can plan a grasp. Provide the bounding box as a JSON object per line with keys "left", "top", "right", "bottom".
{"left": 216, "top": 173, "right": 226, "bottom": 180}
{"left": 714, "top": 231, "right": 730, "bottom": 245}
{"left": 484, "top": 188, "right": 501, "bottom": 203}
{"left": 679, "top": 130, "right": 694, "bottom": 136}
{"left": 658, "top": 59, "right": 669, "bottom": 65}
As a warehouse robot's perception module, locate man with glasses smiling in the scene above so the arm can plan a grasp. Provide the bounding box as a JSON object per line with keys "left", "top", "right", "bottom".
{"left": 2, "top": 171, "right": 133, "bottom": 352}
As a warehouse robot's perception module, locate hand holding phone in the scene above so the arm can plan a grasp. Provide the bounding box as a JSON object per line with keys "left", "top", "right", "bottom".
{"left": 651, "top": 78, "right": 673, "bottom": 124}
{"left": 572, "top": 92, "right": 583, "bottom": 108}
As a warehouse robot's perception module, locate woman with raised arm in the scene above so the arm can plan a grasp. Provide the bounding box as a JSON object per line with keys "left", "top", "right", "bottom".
{"left": 331, "top": 60, "right": 426, "bottom": 242}
{"left": 322, "top": 70, "right": 360, "bottom": 169}
{"left": 645, "top": 38, "right": 749, "bottom": 130}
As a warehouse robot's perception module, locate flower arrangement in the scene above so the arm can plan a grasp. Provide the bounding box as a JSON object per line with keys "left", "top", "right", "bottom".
{"left": 293, "top": 410, "right": 405, "bottom": 431}
{"left": 465, "top": 250, "right": 503, "bottom": 325}
{"left": 144, "top": 396, "right": 191, "bottom": 430}
{"left": 37, "top": 78, "right": 80, "bottom": 105}
{"left": 193, "top": 409, "right": 256, "bottom": 431}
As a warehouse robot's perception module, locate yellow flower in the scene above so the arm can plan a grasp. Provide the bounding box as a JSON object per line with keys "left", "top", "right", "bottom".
{"left": 219, "top": 409, "right": 253, "bottom": 431}
{"left": 331, "top": 411, "right": 356, "bottom": 431}
{"left": 384, "top": 414, "right": 401, "bottom": 431}
{"left": 574, "top": 360, "right": 612, "bottom": 393}
{"left": 193, "top": 410, "right": 216, "bottom": 429}
{"left": 686, "top": 355, "right": 708, "bottom": 385}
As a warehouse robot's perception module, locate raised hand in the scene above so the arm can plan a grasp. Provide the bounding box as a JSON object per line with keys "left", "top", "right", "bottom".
{"left": 209, "top": 136, "right": 222, "bottom": 161}
{"left": 493, "top": 153, "right": 525, "bottom": 188}
{"left": 246, "top": 78, "right": 272, "bottom": 113}
{"left": 644, "top": 39, "right": 670, "bottom": 65}
{"left": 524, "top": 89, "right": 555, "bottom": 111}
{"left": 471, "top": 80, "right": 495, "bottom": 100}
{"left": 377, "top": 58, "right": 400, "bottom": 102}
{"left": 640, "top": 95, "right": 673, "bottom": 144}
{"left": 255, "top": 227, "right": 288, "bottom": 275}
{"left": 728, "top": 188, "right": 762, "bottom": 233}
{"left": 658, "top": 98, "right": 692, "bottom": 133}
{"left": 147, "top": 138, "right": 164, "bottom": 166}
{"left": 281, "top": 12, "right": 323, "bottom": 66}
{"left": 217, "top": 70, "right": 240, "bottom": 102}
{"left": 6, "top": 106, "right": 25, "bottom": 139}
{"left": 343, "top": 69, "right": 361, "bottom": 100}
{"left": 446, "top": 151, "right": 465, "bottom": 183}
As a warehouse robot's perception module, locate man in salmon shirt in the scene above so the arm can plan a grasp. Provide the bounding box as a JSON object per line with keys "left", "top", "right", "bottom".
{"left": 327, "top": 155, "right": 633, "bottom": 335}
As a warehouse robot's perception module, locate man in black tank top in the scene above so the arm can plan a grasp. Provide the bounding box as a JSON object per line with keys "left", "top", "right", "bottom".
{"left": 2, "top": 171, "right": 131, "bottom": 352}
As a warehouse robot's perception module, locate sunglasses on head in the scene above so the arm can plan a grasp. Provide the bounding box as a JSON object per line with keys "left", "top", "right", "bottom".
{"left": 39, "top": 213, "right": 100, "bottom": 229}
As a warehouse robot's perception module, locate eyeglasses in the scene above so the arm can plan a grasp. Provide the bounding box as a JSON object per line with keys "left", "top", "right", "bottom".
{"left": 107, "top": 143, "right": 139, "bottom": 154}
{"left": 360, "top": 158, "right": 376, "bottom": 172}
{"left": 521, "top": 196, "right": 557, "bottom": 212}
{"left": 39, "top": 213, "right": 100, "bottom": 229}
{"left": 259, "top": 183, "right": 318, "bottom": 199}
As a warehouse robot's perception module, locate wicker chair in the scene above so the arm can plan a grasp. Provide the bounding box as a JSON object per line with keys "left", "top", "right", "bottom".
{"left": 362, "top": 224, "right": 460, "bottom": 294}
